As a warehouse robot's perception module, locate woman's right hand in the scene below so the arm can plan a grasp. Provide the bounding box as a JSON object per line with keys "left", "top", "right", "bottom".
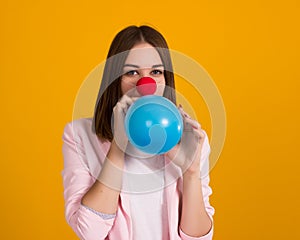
{"left": 111, "top": 93, "right": 137, "bottom": 153}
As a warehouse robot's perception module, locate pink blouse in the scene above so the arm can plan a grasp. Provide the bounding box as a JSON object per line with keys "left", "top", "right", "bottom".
{"left": 62, "top": 118, "right": 215, "bottom": 240}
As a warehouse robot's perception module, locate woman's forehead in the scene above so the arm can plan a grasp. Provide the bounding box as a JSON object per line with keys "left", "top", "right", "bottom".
{"left": 124, "top": 46, "right": 162, "bottom": 68}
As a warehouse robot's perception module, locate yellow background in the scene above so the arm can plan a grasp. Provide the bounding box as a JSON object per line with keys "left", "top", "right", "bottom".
{"left": 1, "top": 0, "right": 299, "bottom": 239}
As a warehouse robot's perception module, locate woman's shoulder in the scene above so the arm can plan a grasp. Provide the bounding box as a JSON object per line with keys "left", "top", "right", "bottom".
{"left": 63, "top": 117, "right": 99, "bottom": 140}
{"left": 62, "top": 117, "right": 109, "bottom": 147}
{"left": 62, "top": 118, "right": 111, "bottom": 177}
{"left": 63, "top": 117, "right": 93, "bottom": 133}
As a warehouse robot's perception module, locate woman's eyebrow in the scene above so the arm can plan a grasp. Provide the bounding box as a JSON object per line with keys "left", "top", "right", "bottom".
{"left": 152, "top": 64, "right": 164, "bottom": 68}
{"left": 123, "top": 64, "right": 164, "bottom": 68}
{"left": 123, "top": 64, "right": 139, "bottom": 68}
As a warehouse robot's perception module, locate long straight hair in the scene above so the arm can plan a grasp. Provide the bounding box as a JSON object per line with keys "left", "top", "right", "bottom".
{"left": 92, "top": 25, "right": 176, "bottom": 141}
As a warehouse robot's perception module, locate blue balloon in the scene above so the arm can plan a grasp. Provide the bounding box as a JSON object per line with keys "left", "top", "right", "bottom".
{"left": 124, "top": 95, "right": 183, "bottom": 154}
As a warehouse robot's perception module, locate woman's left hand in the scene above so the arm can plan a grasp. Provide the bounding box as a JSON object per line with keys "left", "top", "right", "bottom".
{"left": 166, "top": 104, "right": 206, "bottom": 176}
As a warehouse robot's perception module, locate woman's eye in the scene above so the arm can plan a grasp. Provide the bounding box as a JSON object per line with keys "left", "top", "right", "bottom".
{"left": 125, "top": 70, "right": 138, "bottom": 76}
{"left": 151, "top": 69, "right": 163, "bottom": 75}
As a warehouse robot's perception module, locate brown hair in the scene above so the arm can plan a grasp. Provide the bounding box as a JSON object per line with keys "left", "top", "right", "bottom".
{"left": 92, "top": 25, "right": 176, "bottom": 141}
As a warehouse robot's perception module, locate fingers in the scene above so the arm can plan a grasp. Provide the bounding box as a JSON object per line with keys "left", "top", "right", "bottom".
{"left": 112, "top": 94, "right": 140, "bottom": 153}
{"left": 192, "top": 127, "right": 205, "bottom": 143}
{"left": 178, "top": 104, "right": 201, "bottom": 130}
{"left": 178, "top": 105, "right": 192, "bottom": 131}
{"left": 185, "top": 117, "right": 201, "bottom": 130}
{"left": 178, "top": 104, "right": 205, "bottom": 144}
{"left": 114, "top": 94, "right": 138, "bottom": 115}
{"left": 178, "top": 104, "right": 191, "bottom": 119}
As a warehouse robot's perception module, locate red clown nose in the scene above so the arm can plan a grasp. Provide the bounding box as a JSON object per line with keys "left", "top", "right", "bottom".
{"left": 136, "top": 77, "right": 157, "bottom": 96}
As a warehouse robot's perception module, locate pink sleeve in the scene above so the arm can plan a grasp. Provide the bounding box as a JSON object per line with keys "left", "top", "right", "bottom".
{"left": 179, "top": 131, "right": 215, "bottom": 240}
{"left": 61, "top": 122, "right": 115, "bottom": 240}
{"left": 179, "top": 224, "right": 214, "bottom": 240}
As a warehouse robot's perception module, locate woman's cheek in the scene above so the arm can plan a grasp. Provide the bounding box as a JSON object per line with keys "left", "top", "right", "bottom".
{"left": 156, "top": 84, "right": 165, "bottom": 96}
{"left": 121, "top": 79, "right": 135, "bottom": 94}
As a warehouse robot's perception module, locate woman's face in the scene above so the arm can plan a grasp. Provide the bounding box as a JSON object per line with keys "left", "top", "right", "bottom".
{"left": 121, "top": 42, "right": 166, "bottom": 96}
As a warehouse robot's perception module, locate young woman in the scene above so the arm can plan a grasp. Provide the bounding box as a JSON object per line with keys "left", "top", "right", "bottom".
{"left": 62, "top": 25, "right": 215, "bottom": 240}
